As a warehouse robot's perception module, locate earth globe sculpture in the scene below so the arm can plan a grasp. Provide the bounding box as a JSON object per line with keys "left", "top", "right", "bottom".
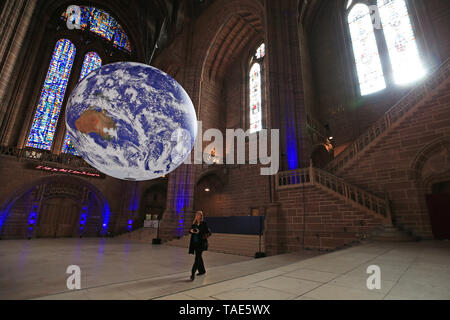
{"left": 65, "top": 62, "right": 198, "bottom": 181}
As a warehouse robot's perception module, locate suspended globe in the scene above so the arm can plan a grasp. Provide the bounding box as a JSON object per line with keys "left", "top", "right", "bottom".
{"left": 65, "top": 62, "right": 197, "bottom": 181}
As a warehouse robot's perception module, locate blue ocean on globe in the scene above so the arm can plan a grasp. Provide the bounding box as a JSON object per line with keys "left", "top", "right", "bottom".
{"left": 65, "top": 62, "right": 198, "bottom": 181}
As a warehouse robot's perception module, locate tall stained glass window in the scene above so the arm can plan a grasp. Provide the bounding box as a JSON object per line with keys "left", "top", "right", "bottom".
{"left": 348, "top": 4, "right": 386, "bottom": 95}
{"left": 249, "top": 43, "right": 265, "bottom": 134}
{"left": 26, "top": 39, "right": 76, "bottom": 150}
{"left": 255, "top": 43, "right": 265, "bottom": 59}
{"left": 62, "top": 52, "right": 102, "bottom": 155}
{"left": 61, "top": 6, "right": 131, "bottom": 53}
{"left": 377, "top": 0, "right": 425, "bottom": 84}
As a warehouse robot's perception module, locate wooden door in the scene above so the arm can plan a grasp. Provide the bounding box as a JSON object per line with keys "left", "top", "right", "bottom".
{"left": 426, "top": 193, "right": 450, "bottom": 240}
{"left": 37, "top": 198, "right": 80, "bottom": 238}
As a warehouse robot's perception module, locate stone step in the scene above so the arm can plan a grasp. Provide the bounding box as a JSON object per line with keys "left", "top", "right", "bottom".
{"left": 165, "top": 233, "right": 264, "bottom": 257}
{"left": 369, "top": 227, "right": 416, "bottom": 242}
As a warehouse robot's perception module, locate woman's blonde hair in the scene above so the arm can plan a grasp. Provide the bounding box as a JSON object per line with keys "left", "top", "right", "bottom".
{"left": 193, "top": 211, "right": 204, "bottom": 225}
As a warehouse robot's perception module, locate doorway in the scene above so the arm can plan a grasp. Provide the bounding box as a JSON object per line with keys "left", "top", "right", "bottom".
{"left": 37, "top": 197, "right": 81, "bottom": 238}
{"left": 425, "top": 181, "right": 450, "bottom": 240}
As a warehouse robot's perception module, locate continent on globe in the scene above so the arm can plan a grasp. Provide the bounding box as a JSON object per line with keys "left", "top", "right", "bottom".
{"left": 75, "top": 108, "right": 117, "bottom": 141}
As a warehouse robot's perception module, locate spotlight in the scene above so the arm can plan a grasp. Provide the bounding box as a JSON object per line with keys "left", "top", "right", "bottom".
{"left": 204, "top": 188, "right": 210, "bottom": 192}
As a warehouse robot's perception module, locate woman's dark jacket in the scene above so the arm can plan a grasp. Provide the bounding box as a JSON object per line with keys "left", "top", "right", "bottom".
{"left": 189, "top": 221, "right": 211, "bottom": 255}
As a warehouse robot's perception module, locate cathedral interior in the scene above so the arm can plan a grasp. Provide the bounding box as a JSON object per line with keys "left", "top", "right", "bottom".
{"left": 0, "top": 0, "right": 449, "bottom": 301}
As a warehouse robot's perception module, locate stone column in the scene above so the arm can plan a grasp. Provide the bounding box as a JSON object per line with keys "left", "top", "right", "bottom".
{"left": 159, "top": 164, "right": 196, "bottom": 241}
{"left": 264, "top": 0, "right": 312, "bottom": 170}
{"left": 263, "top": 202, "right": 284, "bottom": 256}
{"left": 0, "top": 0, "right": 36, "bottom": 133}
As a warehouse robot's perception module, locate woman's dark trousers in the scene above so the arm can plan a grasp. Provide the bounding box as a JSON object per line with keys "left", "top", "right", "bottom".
{"left": 192, "top": 248, "right": 205, "bottom": 276}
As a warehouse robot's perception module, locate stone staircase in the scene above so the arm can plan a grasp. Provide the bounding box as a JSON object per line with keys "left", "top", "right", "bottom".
{"left": 326, "top": 57, "right": 450, "bottom": 175}
{"left": 368, "top": 226, "right": 418, "bottom": 242}
{"left": 277, "top": 165, "right": 392, "bottom": 226}
{"left": 165, "top": 233, "right": 264, "bottom": 257}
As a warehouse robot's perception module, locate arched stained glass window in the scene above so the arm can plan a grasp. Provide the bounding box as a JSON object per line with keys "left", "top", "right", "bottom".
{"left": 26, "top": 39, "right": 76, "bottom": 150}
{"left": 249, "top": 62, "right": 262, "bottom": 134}
{"left": 249, "top": 43, "right": 265, "bottom": 134}
{"left": 348, "top": 4, "right": 386, "bottom": 96}
{"left": 79, "top": 52, "right": 102, "bottom": 80}
{"left": 255, "top": 43, "right": 265, "bottom": 59}
{"left": 62, "top": 52, "right": 102, "bottom": 155}
{"left": 377, "top": 0, "right": 425, "bottom": 84}
{"left": 61, "top": 6, "right": 131, "bottom": 53}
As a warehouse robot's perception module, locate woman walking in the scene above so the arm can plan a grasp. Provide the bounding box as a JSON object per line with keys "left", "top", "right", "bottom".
{"left": 189, "top": 211, "right": 211, "bottom": 281}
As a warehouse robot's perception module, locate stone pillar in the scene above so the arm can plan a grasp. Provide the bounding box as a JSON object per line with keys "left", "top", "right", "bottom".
{"left": 264, "top": 0, "right": 312, "bottom": 170}
{"left": 0, "top": 0, "right": 36, "bottom": 133}
{"left": 159, "top": 164, "right": 196, "bottom": 241}
{"left": 263, "top": 202, "right": 285, "bottom": 256}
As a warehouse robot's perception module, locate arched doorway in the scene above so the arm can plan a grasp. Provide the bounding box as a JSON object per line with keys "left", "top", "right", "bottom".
{"left": 138, "top": 183, "right": 167, "bottom": 226}
{"left": 411, "top": 137, "right": 450, "bottom": 240}
{"left": 426, "top": 181, "right": 450, "bottom": 240}
{"left": 0, "top": 175, "right": 110, "bottom": 239}
{"left": 194, "top": 169, "right": 227, "bottom": 217}
{"left": 38, "top": 197, "right": 80, "bottom": 238}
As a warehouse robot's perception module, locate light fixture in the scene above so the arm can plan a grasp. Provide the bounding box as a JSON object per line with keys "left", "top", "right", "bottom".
{"left": 204, "top": 188, "right": 210, "bottom": 192}
{"left": 329, "top": 136, "right": 334, "bottom": 140}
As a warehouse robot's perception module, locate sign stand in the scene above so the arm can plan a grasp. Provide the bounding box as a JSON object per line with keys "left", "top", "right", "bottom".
{"left": 152, "top": 219, "right": 162, "bottom": 245}
{"left": 255, "top": 215, "right": 266, "bottom": 259}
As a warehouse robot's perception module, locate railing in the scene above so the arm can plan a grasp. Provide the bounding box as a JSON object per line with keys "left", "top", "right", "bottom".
{"left": 327, "top": 57, "right": 450, "bottom": 173}
{"left": 276, "top": 166, "right": 391, "bottom": 224}
{"left": 0, "top": 145, "right": 93, "bottom": 168}
{"left": 306, "top": 113, "right": 328, "bottom": 140}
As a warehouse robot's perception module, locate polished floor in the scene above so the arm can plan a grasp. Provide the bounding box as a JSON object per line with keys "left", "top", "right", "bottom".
{"left": 0, "top": 238, "right": 449, "bottom": 300}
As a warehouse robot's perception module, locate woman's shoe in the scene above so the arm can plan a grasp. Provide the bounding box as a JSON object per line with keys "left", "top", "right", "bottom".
{"left": 190, "top": 274, "right": 195, "bottom": 281}
{"left": 197, "top": 272, "right": 206, "bottom": 276}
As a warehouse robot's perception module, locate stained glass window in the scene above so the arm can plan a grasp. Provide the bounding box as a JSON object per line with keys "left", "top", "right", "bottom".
{"left": 79, "top": 52, "right": 102, "bottom": 81}
{"left": 26, "top": 39, "right": 76, "bottom": 151}
{"left": 377, "top": 0, "right": 425, "bottom": 84}
{"left": 61, "top": 6, "right": 131, "bottom": 53}
{"left": 255, "top": 43, "right": 265, "bottom": 60}
{"left": 62, "top": 52, "right": 102, "bottom": 155}
{"left": 249, "top": 62, "right": 262, "bottom": 134}
{"left": 348, "top": 4, "right": 386, "bottom": 95}
{"left": 346, "top": 0, "right": 353, "bottom": 10}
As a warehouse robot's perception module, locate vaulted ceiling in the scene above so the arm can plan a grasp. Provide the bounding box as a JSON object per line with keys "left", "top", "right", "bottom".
{"left": 204, "top": 12, "right": 264, "bottom": 80}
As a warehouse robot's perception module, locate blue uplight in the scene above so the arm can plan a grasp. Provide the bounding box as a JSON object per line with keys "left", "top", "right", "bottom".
{"left": 285, "top": 111, "right": 299, "bottom": 170}
{"left": 101, "top": 202, "right": 111, "bottom": 236}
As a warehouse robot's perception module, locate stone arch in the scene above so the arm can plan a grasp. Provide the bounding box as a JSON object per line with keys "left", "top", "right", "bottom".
{"left": 0, "top": 175, "right": 110, "bottom": 238}
{"left": 407, "top": 137, "right": 450, "bottom": 239}
{"left": 410, "top": 137, "right": 450, "bottom": 191}
{"left": 194, "top": 167, "right": 229, "bottom": 216}
{"left": 139, "top": 181, "right": 168, "bottom": 223}
{"left": 186, "top": 0, "right": 265, "bottom": 114}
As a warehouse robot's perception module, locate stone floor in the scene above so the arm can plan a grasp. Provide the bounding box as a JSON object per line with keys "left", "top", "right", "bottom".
{"left": 0, "top": 238, "right": 449, "bottom": 300}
